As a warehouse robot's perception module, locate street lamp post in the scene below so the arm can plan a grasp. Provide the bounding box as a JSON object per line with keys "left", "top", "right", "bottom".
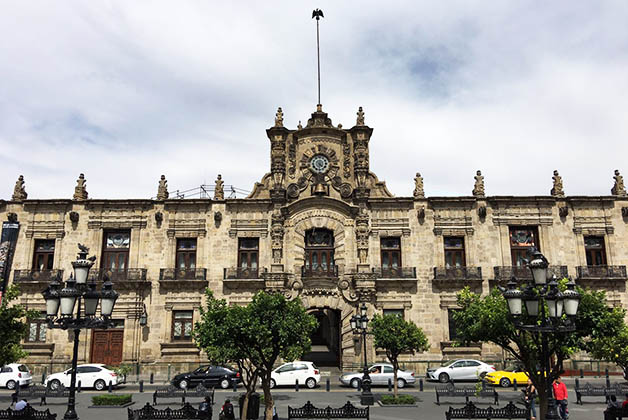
{"left": 42, "top": 245, "right": 119, "bottom": 420}
{"left": 350, "top": 303, "right": 374, "bottom": 406}
{"left": 502, "top": 249, "right": 580, "bottom": 420}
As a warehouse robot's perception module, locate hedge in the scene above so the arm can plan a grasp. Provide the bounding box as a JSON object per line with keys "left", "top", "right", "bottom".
{"left": 380, "top": 394, "right": 415, "bottom": 405}
{"left": 91, "top": 394, "right": 132, "bottom": 406}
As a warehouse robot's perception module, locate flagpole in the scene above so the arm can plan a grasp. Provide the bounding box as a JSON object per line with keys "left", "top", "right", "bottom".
{"left": 312, "top": 9, "right": 324, "bottom": 106}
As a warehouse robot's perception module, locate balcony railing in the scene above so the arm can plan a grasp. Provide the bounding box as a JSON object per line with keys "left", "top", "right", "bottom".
{"left": 433, "top": 266, "right": 482, "bottom": 281}
{"left": 223, "top": 267, "right": 267, "bottom": 280}
{"left": 160, "top": 268, "right": 207, "bottom": 281}
{"left": 372, "top": 267, "right": 416, "bottom": 279}
{"left": 493, "top": 265, "right": 569, "bottom": 282}
{"left": 576, "top": 265, "right": 627, "bottom": 280}
{"left": 13, "top": 269, "right": 64, "bottom": 283}
{"left": 91, "top": 268, "right": 147, "bottom": 283}
{"left": 301, "top": 265, "right": 339, "bottom": 278}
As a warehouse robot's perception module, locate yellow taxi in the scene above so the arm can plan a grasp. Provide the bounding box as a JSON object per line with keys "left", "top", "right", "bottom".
{"left": 484, "top": 367, "right": 529, "bottom": 387}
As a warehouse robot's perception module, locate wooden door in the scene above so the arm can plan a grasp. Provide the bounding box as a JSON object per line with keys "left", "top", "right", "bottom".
{"left": 91, "top": 330, "right": 124, "bottom": 365}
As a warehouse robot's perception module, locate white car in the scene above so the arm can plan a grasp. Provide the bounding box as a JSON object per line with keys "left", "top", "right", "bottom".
{"left": 426, "top": 359, "right": 495, "bottom": 383}
{"left": 270, "top": 361, "right": 321, "bottom": 389}
{"left": 340, "top": 363, "right": 416, "bottom": 388}
{"left": 45, "top": 364, "right": 119, "bottom": 391}
{"left": 0, "top": 364, "right": 32, "bottom": 390}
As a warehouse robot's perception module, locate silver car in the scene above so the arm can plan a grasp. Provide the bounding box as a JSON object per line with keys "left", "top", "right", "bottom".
{"left": 340, "top": 363, "right": 416, "bottom": 388}
{"left": 426, "top": 359, "right": 495, "bottom": 383}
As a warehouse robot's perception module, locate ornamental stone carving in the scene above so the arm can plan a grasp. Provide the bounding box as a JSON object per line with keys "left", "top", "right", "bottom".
{"left": 413, "top": 173, "right": 424, "bottom": 198}
{"left": 355, "top": 206, "right": 370, "bottom": 264}
{"left": 157, "top": 175, "right": 169, "bottom": 200}
{"left": 472, "top": 170, "right": 485, "bottom": 198}
{"left": 274, "top": 107, "right": 284, "bottom": 127}
{"left": 73, "top": 173, "right": 88, "bottom": 200}
{"left": 356, "top": 106, "right": 365, "bottom": 126}
{"left": 551, "top": 170, "right": 565, "bottom": 198}
{"left": 612, "top": 169, "right": 627, "bottom": 196}
{"left": 270, "top": 208, "right": 285, "bottom": 264}
{"left": 214, "top": 174, "right": 224, "bottom": 200}
{"left": 12, "top": 175, "right": 27, "bottom": 202}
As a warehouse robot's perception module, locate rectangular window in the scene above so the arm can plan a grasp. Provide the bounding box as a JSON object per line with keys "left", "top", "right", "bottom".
{"left": 238, "top": 238, "right": 259, "bottom": 276}
{"left": 33, "top": 239, "right": 55, "bottom": 271}
{"left": 509, "top": 227, "right": 539, "bottom": 267}
{"left": 383, "top": 309, "right": 404, "bottom": 318}
{"left": 585, "top": 236, "right": 607, "bottom": 266}
{"left": 380, "top": 238, "right": 401, "bottom": 270}
{"left": 444, "top": 237, "right": 465, "bottom": 268}
{"left": 102, "top": 231, "right": 131, "bottom": 271}
{"left": 448, "top": 309, "right": 461, "bottom": 342}
{"left": 172, "top": 311, "right": 193, "bottom": 341}
{"left": 26, "top": 313, "right": 47, "bottom": 343}
{"left": 176, "top": 238, "right": 197, "bottom": 270}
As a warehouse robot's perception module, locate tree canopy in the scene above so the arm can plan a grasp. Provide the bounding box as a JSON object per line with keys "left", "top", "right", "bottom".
{"left": 0, "top": 285, "right": 34, "bottom": 367}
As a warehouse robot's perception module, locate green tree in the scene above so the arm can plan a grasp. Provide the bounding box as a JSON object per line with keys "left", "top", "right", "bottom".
{"left": 0, "top": 285, "right": 35, "bottom": 367}
{"left": 195, "top": 290, "right": 317, "bottom": 420}
{"left": 370, "top": 314, "right": 429, "bottom": 397}
{"left": 453, "top": 284, "right": 625, "bottom": 420}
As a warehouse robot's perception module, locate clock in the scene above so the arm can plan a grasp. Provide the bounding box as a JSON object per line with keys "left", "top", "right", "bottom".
{"left": 309, "top": 154, "right": 330, "bottom": 174}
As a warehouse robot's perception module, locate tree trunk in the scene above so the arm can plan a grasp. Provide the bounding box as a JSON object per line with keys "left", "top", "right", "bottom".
{"left": 241, "top": 393, "right": 249, "bottom": 420}
{"left": 262, "top": 375, "right": 274, "bottom": 420}
{"left": 536, "top": 380, "right": 549, "bottom": 420}
{"left": 392, "top": 359, "right": 398, "bottom": 397}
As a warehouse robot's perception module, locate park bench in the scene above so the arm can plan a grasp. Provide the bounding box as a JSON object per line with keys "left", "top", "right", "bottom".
{"left": 445, "top": 401, "right": 530, "bottom": 420}
{"left": 436, "top": 383, "right": 499, "bottom": 406}
{"left": 0, "top": 405, "right": 57, "bottom": 419}
{"left": 575, "top": 380, "right": 628, "bottom": 405}
{"left": 153, "top": 384, "right": 214, "bottom": 405}
{"left": 288, "top": 401, "right": 369, "bottom": 420}
{"left": 604, "top": 406, "right": 628, "bottom": 420}
{"left": 12, "top": 384, "right": 70, "bottom": 406}
{"left": 128, "top": 402, "right": 209, "bottom": 420}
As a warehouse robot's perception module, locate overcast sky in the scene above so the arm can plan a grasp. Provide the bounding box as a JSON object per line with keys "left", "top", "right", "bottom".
{"left": 1, "top": 1, "right": 627, "bottom": 200}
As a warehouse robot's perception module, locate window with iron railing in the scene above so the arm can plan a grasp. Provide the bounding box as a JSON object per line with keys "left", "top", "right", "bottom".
{"left": 509, "top": 227, "right": 539, "bottom": 267}
{"left": 380, "top": 237, "right": 401, "bottom": 273}
{"left": 444, "top": 237, "right": 465, "bottom": 268}
{"left": 33, "top": 239, "right": 55, "bottom": 271}
{"left": 176, "top": 238, "right": 197, "bottom": 270}
{"left": 238, "top": 238, "right": 259, "bottom": 278}
{"left": 584, "top": 236, "right": 607, "bottom": 266}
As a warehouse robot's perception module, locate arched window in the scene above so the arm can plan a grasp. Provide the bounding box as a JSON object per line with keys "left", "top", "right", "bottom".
{"left": 303, "top": 228, "right": 335, "bottom": 276}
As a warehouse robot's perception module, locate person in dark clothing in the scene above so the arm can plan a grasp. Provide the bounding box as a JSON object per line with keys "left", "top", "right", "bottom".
{"left": 220, "top": 399, "right": 235, "bottom": 420}
{"left": 199, "top": 396, "right": 212, "bottom": 420}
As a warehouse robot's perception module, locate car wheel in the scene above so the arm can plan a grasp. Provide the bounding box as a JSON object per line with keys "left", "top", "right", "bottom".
{"left": 220, "top": 379, "right": 230, "bottom": 389}
{"left": 499, "top": 378, "right": 511, "bottom": 388}
{"left": 6, "top": 380, "right": 16, "bottom": 390}
{"left": 479, "top": 371, "right": 488, "bottom": 379}
{"left": 48, "top": 379, "right": 61, "bottom": 391}
{"left": 178, "top": 379, "right": 188, "bottom": 390}
{"left": 350, "top": 378, "right": 360, "bottom": 389}
{"left": 396, "top": 378, "right": 406, "bottom": 389}
{"left": 305, "top": 378, "right": 317, "bottom": 389}
{"left": 438, "top": 373, "right": 450, "bottom": 383}
{"left": 270, "top": 379, "right": 276, "bottom": 389}
{"left": 94, "top": 380, "right": 106, "bottom": 391}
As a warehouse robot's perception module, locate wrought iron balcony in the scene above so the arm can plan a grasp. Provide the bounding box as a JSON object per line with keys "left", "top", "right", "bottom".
{"left": 301, "top": 265, "right": 339, "bottom": 278}
{"left": 493, "top": 265, "right": 569, "bottom": 282}
{"left": 91, "top": 268, "right": 147, "bottom": 284}
{"left": 372, "top": 267, "right": 416, "bottom": 279}
{"left": 13, "top": 269, "right": 64, "bottom": 284}
{"left": 576, "top": 265, "right": 627, "bottom": 280}
{"left": 433, "top": 266, "right": 482, "bottom": 281}
{"left": 223, "top": 267, "right": 267, "bottom": 280}
{"left": 160, "top": 268, "right": 207, "bottom": 281}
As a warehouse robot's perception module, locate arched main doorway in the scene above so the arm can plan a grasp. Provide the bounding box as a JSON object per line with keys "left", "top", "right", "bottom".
{"left": 303, "top": 308, "right": 341, "bottom": 367}
{"left": 303, "top": 228, "right": 335, "bottom": 277}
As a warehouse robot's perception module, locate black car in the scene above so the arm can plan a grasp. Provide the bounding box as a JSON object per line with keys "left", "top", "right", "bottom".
{"left": 172, "top": 365, "right": 240, "bottom": 389}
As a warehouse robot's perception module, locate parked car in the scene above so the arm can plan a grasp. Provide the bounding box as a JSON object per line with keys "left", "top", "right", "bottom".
{"left": 44, "top": 364, "right": 118, "bottom": 391}
{"left": 172, "top": 365, "right": 241, "bottom": 389}
{"left": 484, "top": 366, "right": 529, "bottom": 387}
{"left": 426, "top": 359, "right": 495, "bottom": 383}
{"left": 0, "top": 364, "right": 32, "bottom": 390}
{"left": 340, "top": 363, "right": 416, "bottom": 389}
{"left": 270, "top": 361, "right": 320, "bottom": 389}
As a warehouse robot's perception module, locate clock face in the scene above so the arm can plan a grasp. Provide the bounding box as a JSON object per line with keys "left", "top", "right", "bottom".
{"left": 309, "top": 154, "right": 330, "bottom": 174}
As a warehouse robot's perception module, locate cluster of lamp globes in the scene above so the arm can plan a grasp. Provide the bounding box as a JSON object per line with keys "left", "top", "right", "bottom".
{"left": 503, "top": 250, "right": 581, "bottom": 320}
{"left": 42, "top": 246, "right": 119, "bottom": 321}
{"left": 350, "top": 303, "right": 369, "bottom": 331}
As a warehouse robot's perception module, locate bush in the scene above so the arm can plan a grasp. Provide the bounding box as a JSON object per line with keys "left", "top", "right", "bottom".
{"left": 91, "top": 394, "right": 132, "bottom": 406}
{"left": 380, "top": 394, "right": 415, "bottom": 405}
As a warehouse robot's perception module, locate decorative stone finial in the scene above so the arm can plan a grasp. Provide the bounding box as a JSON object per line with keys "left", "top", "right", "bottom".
{"left": 214, "top": 174, "right": 224, "bottom": 200}
{"left": 413, "top": 173, "right": 424, "bottom": 198}
{"left": 73, "top": 173, "right": 88, "bottom": 200}
{"left": 316, "top": 104, "right": 323, "bottom": 112}
{"left": 297, "top": 120, "right": 303, "bottom": 130}
{"left": 274, "top": 107, "right": 283, "bottom": 127}
{"left": 472, "top": 170, "right": 485, "bottom": 198}
{"left": 612, "top": 169, "right": 627, "bottom": 196}
{"left": 356, "top": 106, "right": 365, "bottom": 126}
{"left": 157, "top": 175, "right": 169, "bottom": 200}
{"left": 551, "top": 170, "right": 565, "bottom": 197}
{"left": 12, "top": 175, "right": 27, "bottom": 202}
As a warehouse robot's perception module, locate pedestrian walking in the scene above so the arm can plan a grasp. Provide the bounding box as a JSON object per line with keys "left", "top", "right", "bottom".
{"left": 553, "top": 376, "right": 568, "bottom": 419}
{"left": 524, "top": 379, "right": 537, "bottom": 420}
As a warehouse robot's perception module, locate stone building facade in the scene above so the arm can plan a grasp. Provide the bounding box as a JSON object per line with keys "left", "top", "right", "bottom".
{"left": 2, "top": 105, "right": 628, "bottom": 375}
